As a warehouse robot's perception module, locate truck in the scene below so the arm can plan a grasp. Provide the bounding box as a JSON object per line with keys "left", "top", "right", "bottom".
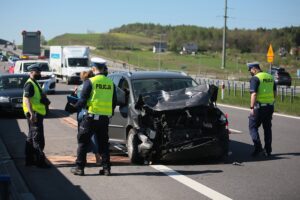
{"left": 49, "top": 46, "right": 90, "bottom": 84}
{"left": 21, "top": 31, "right": 41, "bottom": 58}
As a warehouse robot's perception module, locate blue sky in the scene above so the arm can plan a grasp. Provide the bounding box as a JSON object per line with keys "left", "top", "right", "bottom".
{"left": 1, "top": 0, "right": 299, "bottom": 44}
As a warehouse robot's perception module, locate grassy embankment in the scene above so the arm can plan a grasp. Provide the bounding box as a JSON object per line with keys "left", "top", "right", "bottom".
{"left": 217, "top": 89, "right": 300, "bottom": 116}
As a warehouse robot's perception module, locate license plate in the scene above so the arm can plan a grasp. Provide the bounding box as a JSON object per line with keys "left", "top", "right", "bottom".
{"left": 15, "top": 103, "right": 22, "bottom": 108}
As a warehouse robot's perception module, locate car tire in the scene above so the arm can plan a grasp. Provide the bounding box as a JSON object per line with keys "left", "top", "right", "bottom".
{"left": 218, "top": 128, "right": 229, "bottom": 158}
{"left": 127, "top": 129, "right": 143, "bottom": 164}
{"left": 66, "top": 77, "right": 71, "bottom": 85}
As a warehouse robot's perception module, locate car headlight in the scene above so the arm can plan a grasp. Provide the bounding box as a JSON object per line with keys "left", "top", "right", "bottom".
{"left": 51, "top": 74, "right": 56, "bottom": 78}
{"left": 0, "top": 96, "right": 10, "bottom": 103}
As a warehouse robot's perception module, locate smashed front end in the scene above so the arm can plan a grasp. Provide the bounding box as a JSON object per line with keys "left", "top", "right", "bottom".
{"left": 133, "top": 84, "right": 229, "bottom": 162}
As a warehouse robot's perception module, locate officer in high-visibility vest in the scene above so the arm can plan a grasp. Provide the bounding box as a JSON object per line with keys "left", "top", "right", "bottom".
{"left": 23, "top": 63, "right": 51, "bottom": 168}
{"left": 71, "top": 57, "right": 116, "bottom": 176}
{"left": 248, "top": 62, "right": 276, "bottom": 157}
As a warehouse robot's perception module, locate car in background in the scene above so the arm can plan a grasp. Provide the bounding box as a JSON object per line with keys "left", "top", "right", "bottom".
{"left": 0, "top": 74, "right": 29, "bottom": 113}
{"left": 8, "top": 56, "right": 19, "bottom": 64}
{"left": 107, "top": 71, "right": 229, "bottom": 164}
{"left": 14, "top": 60, "right": 56, "bottom": 94}
{"left": 0, "top": 55, "right": 8, "bottom": 61}
{"left": 8, "top": 65, "right": 15, "bottom": 74}
{"left": 268, "top": 66, "right": 292, "bottom": 86}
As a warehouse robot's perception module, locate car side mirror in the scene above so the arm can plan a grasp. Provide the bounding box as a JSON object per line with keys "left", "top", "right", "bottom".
{"left": 116, "top": 87, "right": 126, "bottom": 106}
{"left": 119, "top": 106, "right": 128, "bottom": 118}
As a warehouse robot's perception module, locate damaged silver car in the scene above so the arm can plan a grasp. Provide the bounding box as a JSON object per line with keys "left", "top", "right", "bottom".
{"left": 108, "top": 71, "right": 229, "bottom": 164}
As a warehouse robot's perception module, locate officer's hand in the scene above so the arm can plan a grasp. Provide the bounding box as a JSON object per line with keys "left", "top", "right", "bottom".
{"left": 74, "top": 87, "right": 78, "bottom": 95}
{"left": 30, "top": 113, "right": 37, "bottom": 123}
{"left": 250, "top": 108, "right": 254, "bottom": 116}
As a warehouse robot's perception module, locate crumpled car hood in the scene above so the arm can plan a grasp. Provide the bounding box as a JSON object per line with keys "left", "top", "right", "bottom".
{"left": 136, "top": 84, "right": 217, "bottom": 112}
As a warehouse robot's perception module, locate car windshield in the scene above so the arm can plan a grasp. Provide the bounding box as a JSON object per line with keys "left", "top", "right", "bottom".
{"left": 23, "top": 63, "right": 37, "bottom": 72}
{"left": 68, "top": 58, "right": 89, "bottom": 67}
{"left": 23, "top": 62, "right": 49, "bottom": 72}
{"left": 0, "top": 76, "right": 28, "bottom": 90}
{"left": 132, "top": 78, "right": 198, "bottom": 99}
{"left": 40, "top": 63, "right": 50, "bottom": 71}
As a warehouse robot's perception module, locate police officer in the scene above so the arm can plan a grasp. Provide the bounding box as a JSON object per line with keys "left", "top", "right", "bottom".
{"left": 23, "top": 63, "right": 51, "bottom": 168}
{"left": 248, "top": 62, "right": 276, "bottom": 157}
{"left": 71, "top": 57, "right": 116, "bottom": 176}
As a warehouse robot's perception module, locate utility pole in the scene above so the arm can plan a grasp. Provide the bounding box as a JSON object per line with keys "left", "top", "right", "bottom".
{"left": 158, "top": 34, "right": 162, "bottom": 70}
{"left": 221, "top": 0, "right": 228, "bottom": 69}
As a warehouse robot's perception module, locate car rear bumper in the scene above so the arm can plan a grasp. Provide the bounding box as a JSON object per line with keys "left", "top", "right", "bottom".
{"left": 0, "top": 103, "right": 23, "bottom": 113}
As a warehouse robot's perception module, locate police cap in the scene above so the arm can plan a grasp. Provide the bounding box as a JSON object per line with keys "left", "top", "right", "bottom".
{"left": 27, "top": 63, "right": 41, "bottom": 72}
{"left": 91, "top": 57, "right": 107, "bottom": 69}
{"left": 247, "top": 62, "right": 261, "bottom": 71}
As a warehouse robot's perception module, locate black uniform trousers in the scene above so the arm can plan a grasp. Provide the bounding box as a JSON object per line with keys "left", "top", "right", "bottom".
{"left": 25, "top": 112, "right": 46, "bottom": 164}
{"left": 76, "top": 115, "right": 110, "bottom": 170}
{"left": 248, "top": 105, "right": 274, "bottom": 153}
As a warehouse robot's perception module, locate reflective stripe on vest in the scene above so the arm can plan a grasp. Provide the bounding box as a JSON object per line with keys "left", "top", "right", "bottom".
{"left": 23, "top": 79, "right": 46, "bottom": 116}
{"left": 255, "top": 72, "right": 275, "bottom": 104}
{"left": 87, "top": 75, "right": 114, "bottom": 116}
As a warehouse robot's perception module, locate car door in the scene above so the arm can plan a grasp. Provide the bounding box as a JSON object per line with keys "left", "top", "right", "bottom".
{"left": 108, "top": 75, "right": 128, "bottom": 144}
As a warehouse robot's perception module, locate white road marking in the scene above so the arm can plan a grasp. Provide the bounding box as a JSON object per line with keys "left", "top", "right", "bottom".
{"left": 219, "top": 104, "right": 300, "bottom": 120}
{"left": 151, "top": 165, "right": 232, "bottom": 200}
{"left": 229, "top": 128, "right": 242, "bottom": 134}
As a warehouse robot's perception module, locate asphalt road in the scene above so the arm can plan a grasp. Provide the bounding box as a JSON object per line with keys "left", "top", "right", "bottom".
{"left": 1, "top": 61, "right": 300, "bottom": 200}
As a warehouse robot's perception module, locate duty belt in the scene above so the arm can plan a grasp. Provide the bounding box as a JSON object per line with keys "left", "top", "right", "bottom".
{"left": 87, "top": 113, "right": 109, "bottom": 120}
{"left": 255, "top": 102, "right": 274, "bottom": 108}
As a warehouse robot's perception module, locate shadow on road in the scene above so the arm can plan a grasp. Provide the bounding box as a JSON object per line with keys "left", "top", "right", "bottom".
{"left": 0, "top": 118, "right": 91, "bottom": 200}
{"left": 226, "top": 140, "right": 300, "bottom": 164}
{"left": 46, "top": 108, "right": 71, "bottom": 119}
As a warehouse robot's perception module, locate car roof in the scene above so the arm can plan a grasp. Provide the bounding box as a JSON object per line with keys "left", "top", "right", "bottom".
{"left": 110, "top": 71, "right": 191, "bottom": 80}
{"left": 0, "top": 73, "right": 29, "bottom": 78}
{"left": 15, "top": 60, "right": 48, "bottom": 63}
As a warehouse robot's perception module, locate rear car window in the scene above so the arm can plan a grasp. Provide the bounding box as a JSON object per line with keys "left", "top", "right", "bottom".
{"left": 132, "top": 78, "right": 198, "bottom": 98}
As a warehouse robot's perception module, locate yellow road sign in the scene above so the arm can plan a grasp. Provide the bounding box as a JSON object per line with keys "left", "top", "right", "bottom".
{"left": 267, "top": 56, "right": 274, "bottom": 63}
{"left": 267, "top": 44, "right": 274, "bottom": 63}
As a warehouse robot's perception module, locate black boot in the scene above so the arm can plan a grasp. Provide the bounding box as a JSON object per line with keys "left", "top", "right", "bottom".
{"left": 36, "top": 153, "right": 51, "bottom": 168}
{"left": 251, "top": 142, "right": 263, "bottom": 157}
{"left": 71, "top": 167, "right": 84, "bottom": 176}
{"left": 36, "top": 160, "right": 51, "bottom": 168}
{"left": 25, "top": 141, "right": 35, "bottom": 166}
{"left": 99, "top": 169, "right": 111, "bottom": 176}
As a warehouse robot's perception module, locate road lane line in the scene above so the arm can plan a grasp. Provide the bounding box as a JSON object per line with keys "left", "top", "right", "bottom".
{"left": 151, "top": 165, "right": 232, "bottom": 200}
{"left": 229, "top": 128, "right": 242, "bottom": 134}
{"left": 219, "top": 104, "right": 300, "bottom": 120}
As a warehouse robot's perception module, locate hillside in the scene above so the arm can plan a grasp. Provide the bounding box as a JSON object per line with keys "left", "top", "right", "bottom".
{"left": 48, "top": 33, "right": 154, "bottom": 50}
{"left": 110, "top": 23, "right": 300, "bottom": 53}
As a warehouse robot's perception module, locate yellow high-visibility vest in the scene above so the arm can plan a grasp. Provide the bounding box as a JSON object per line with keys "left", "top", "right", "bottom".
{"left": 23, "top": 79, "right": 46, "bottom": 116}
{"left": 255, "top": 72, "right": 275, "bottom": 104}
{"left": 87, "top": 75, "right": 114, "bottom": 116}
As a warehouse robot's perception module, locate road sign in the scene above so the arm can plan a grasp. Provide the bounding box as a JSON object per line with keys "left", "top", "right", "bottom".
{"left": 267, "top": 44, "right": 274, "bottom": 63}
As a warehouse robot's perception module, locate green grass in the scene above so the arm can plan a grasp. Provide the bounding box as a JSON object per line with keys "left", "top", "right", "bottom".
{"left": 95, "top": 49, "right": 300, "bottom": 86}
{"left": 48, "top": 33, "right": 154, "bottom": 50}
{"left": 94, "top": 49, "right": 251, "bottom": 78}
{"left": 217, "top": 89, "right": 300, "bottom": 116}
{"left": 48, "top": 33, "right": 102, "bottom": 46}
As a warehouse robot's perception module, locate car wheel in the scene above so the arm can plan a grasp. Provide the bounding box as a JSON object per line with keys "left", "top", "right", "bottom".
{"left": 66, "top": 77, "right": 71, "bottom": 85}
{"left": 127, "top": 129, "right": 143, "bottom": 164}
{"left": 218, "top": 128, "right": 229, "bottom": 158}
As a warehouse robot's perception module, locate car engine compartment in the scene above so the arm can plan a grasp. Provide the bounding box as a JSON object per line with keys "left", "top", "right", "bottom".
{"left": 131, "top": 84, "right": 228, "bottom": 161}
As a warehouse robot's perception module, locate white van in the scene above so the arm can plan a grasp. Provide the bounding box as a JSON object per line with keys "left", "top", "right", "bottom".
{"left": 14, "top": 60, "right": 56, "bottom": 94}
{"left": 49, "top": 46, "right": 90, "bottom": 84}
